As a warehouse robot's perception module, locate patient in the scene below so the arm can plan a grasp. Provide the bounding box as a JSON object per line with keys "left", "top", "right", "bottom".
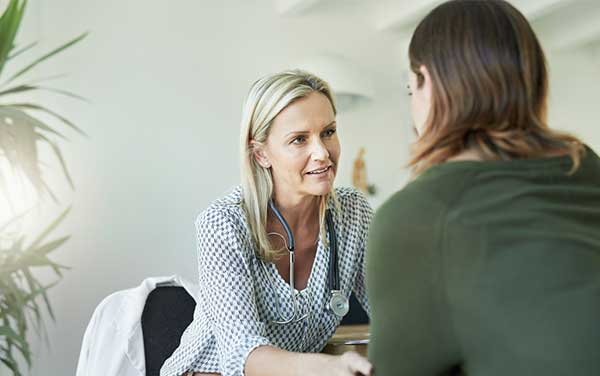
{"left": 367, "top": 0, "right": 600, "bottom": 375}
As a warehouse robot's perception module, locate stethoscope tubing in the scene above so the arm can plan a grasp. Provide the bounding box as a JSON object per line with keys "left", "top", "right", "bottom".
{"left": 267, "top": 199, "right": 307, "bottom": 324}
{"left": 266, "top": 198, "right": 347, "bottom": 324}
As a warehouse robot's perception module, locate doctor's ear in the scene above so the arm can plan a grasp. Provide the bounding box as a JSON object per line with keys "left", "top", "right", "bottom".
{"left": 251, "top": 140, "right": 271, "bottom": 168}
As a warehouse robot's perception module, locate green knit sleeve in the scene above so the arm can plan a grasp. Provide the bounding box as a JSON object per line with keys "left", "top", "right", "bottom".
{"left": 366, "top": 184, "right": 460, "bottom": 375}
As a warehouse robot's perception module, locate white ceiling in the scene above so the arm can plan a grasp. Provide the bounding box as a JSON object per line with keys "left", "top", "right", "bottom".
{"left": 274, "top": 0, "right": 600, "bottom": 52}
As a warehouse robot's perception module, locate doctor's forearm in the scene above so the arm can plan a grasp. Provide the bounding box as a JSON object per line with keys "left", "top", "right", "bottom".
{"left": 245, "top": 345, "right": 332, "bottom": 376}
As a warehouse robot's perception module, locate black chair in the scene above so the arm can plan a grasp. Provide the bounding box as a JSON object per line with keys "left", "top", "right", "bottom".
{"left": 141, "top": 286, "right": 196, "bottom": 376}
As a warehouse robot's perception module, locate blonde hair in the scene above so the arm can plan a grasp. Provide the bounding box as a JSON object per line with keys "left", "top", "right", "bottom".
{"left": 240, "top": 69, "right": 338, "bottom": 261}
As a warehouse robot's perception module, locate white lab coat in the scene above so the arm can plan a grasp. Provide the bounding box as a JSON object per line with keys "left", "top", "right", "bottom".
{"left": 76, "top": 275, "right": 199, "bottom": 376}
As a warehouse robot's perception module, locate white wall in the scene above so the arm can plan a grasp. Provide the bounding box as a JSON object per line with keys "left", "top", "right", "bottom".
{"left": 548, "top": 47, "right": 600, "bottom": 148}
{"left": 4, "top": 1, "right": 599, "bottom": 375}
{"left": 18, "top": 1, "right": 409, "bottom": 375}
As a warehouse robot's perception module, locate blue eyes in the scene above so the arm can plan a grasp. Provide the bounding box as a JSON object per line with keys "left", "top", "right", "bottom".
{"left": 292, "top": 136, "right": 306, "bottom": 145}
{"left": 291, "top": 128, "right": 336, "bottom": 145}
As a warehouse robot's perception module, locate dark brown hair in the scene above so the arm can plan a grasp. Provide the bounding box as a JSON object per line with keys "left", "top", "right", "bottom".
{"left": 408, "top": 0, "right": 583, "bottom": 174}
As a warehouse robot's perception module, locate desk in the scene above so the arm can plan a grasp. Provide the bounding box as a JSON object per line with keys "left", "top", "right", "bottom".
{"left": 322, "top": 324, "right": 369, "bottom": 357}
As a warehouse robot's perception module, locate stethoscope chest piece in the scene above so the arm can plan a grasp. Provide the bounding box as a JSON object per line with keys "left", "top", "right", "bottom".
{"left": 328, "top": 289, "right": 350, "bottom": 318}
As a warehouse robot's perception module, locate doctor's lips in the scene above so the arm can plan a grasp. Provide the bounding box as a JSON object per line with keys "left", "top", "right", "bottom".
{"left": 305, "top": 164, "right": 334, "bottom": 175}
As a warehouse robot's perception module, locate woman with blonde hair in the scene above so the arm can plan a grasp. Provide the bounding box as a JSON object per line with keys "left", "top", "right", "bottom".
{"left": 161, "top": 70, "right": 373, "bottom": 376}
{"left": 367, "top": 0, "right": 600, "bottom": 375}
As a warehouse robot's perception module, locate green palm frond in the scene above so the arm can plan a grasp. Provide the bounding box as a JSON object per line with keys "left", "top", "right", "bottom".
{"left": 0, "top": 209, "right": 71, "bottom": 373}
{"left": 0, "top": 0, "right": 87, "bottom": 374}
{"left": 0, "top": 83, "right": 89, "bottom": 101}
{"left": 6, "top": 40, "right": 36, "bottom": 60}
{"left": 0, "top": 0, "right": 26, "bottom": 77}
{"left": 2, "top": 31, "right": 88, "bottom": 86}
{"left": 4, "top": 102, "right": 86, "bottom": 136}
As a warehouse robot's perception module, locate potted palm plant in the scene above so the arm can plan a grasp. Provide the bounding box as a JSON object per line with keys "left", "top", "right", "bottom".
{"left": 0, "top": 0, "right": 87, "bottom": 374}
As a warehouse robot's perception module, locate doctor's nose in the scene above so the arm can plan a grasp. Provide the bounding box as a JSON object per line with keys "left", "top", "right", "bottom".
{"left": 310, "top": 139, "right": 330, "bottom": 161}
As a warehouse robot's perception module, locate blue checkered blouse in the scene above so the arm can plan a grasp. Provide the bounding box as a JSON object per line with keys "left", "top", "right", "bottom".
{"left": 160, "top": 186, "right": 372, "bottom": 376}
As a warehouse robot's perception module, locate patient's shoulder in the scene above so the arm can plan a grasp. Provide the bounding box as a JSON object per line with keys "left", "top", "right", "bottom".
{"left": 375, "top": 179, "right": 448, "bottom": 229}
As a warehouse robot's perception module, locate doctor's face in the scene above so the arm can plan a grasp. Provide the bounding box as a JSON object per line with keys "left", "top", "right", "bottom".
{"left": 259, "top": 91, "right": 339, "bottom": 201}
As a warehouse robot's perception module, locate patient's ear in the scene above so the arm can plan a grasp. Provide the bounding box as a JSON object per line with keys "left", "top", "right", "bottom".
{"left": 419, "top": 65, "right": 432, "bottom": 102}
{"left": 251, "top": 140, "right": 271, "bottom": 168}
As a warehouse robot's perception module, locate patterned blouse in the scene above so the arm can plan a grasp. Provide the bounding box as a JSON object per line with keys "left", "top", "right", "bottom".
{"left": 160, "top": 186, "right": 372, "bottom": 376}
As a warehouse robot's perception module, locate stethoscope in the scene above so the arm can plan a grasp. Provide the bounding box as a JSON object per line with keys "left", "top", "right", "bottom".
{"left": 261, "top": 199, "right": 349, "bottom": 325}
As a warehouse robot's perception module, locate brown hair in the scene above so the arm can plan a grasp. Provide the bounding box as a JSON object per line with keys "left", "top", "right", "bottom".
{"left": 408, "top": 0, "right": 583, "bottom": 174}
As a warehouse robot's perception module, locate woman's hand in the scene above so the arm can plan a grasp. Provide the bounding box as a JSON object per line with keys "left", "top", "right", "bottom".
{"left": 326, "top": 351, "right": 374, "bottom": 376}
{"left": 246, "top": 345, "right": 374, "bottom": 376}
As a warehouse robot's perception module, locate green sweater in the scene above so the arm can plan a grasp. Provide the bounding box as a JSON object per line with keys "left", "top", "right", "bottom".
{"left": 367, "top": 147, "right": 600, "bottom": 376}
